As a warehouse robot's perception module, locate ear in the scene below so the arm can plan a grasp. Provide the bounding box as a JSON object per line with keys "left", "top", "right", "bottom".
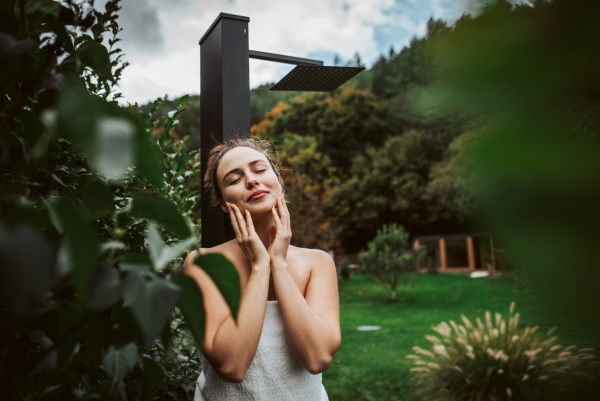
{"left": 218, "top": 199, "right": 229, "bottom": 213}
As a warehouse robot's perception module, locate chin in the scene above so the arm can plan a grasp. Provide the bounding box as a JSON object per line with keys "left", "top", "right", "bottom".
{"left": 247, "top": 199, "right": 277, "bottom": 215}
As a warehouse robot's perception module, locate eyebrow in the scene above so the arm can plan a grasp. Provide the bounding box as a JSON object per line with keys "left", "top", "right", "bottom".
{"left": 222, "top": 159, "right": 268, "bottom": 183}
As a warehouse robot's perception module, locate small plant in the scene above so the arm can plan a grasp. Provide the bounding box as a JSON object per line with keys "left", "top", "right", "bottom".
{"left": 339, "top": 257, "right": 351, "bottom": 281}
{"left": 426, "top": 256, "right": 438, "bottom": 275}
{"left": 358, "top": 224, "right": 423, "bottom": 300}
{"left": 407, "top": 303, "right": 599, "bottom": 400}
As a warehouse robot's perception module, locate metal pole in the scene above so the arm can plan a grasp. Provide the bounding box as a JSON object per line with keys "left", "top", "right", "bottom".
{"left": 200, "top": 13, "right": 251, "bottom": 248}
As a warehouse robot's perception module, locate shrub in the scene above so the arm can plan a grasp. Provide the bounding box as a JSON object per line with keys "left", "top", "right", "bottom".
{"left": 358, "top": 224, "right": 423, "bottom": 300}
{"left": 0, "top": 1, "right": 238, "bottom": 399}
{"left": 339, "top": 257, "right": 351, "bottom": 281}
{"left": 407, "top": 302, "right": 599, "bottom": 401}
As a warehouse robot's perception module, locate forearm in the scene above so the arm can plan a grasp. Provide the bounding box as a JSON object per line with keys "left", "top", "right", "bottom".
{"left": 271, "top": 265, "right": 339, "bottom": 374}
{"left": 209, "top": 267, "right": 270, "bottom": 381}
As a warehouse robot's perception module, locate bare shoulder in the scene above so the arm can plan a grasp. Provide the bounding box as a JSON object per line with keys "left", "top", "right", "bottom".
{"left": 290, "top": 246, "right": 336, "bottom": 272}
{"left": 184, "top": 242, "right": 232, "bottom": 271}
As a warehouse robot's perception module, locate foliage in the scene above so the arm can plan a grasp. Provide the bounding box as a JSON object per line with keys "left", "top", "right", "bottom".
{"left": 333, "top": 131, "right": 460, "bottom": 246}
{"left": 420, "top": 0, "right": 600, "bottom": 344}
{"left": 257, "top": 86, "right": 390, "bottom": 172}
{"left": 0, "top": 1, "right": 238, "bottom": 400}
{"left": 138, "top": 95, "right": 201, "bottom": 153}
{"left": 339, "top": 258, "right": 351, "bottom": 281}
{"left": 275, "top": 133, "right": 341, "bottom": 252}
{"left": 358, "top": 224, "right": 423, "bottom": 300}
{"left": 249, "top": 84, "right": 302, "bottom": 125}
{"left": 407, "top": 303, "right": 599, "bottom": 401}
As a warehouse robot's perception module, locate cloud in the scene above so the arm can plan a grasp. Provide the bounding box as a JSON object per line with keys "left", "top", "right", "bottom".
{"left": 109, "top": 0, "right": 470, "bottom": 104}
{"left": 118, "top": 0, "right": 164, "bottom": 54}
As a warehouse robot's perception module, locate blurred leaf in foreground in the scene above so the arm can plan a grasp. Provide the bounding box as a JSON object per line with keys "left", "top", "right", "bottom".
{"left": 0, "top": 224, "right": 53, "bottom": 327}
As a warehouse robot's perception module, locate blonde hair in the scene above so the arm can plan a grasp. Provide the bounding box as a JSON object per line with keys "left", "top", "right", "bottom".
{"left": 204, "top": 136, "right": 284, "bottom": 208}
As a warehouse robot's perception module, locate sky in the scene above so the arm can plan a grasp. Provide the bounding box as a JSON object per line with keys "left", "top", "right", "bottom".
{"left": 108, "top": 0, "right": 479, "bottom": 105}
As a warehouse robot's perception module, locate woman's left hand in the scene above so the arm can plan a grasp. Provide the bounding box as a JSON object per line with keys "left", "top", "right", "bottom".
{"left": 268, "top": 194, "right": 292, "bottom": 270}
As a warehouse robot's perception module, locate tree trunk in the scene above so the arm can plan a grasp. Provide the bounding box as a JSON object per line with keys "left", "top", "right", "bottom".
{"left": 391, "top": 287, "right": 397, "bottom": 300}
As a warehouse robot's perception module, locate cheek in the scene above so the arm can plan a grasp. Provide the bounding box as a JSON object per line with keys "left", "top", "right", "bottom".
{"left": 223, "top": 188, "right": 243, "bottom": 201}
{"left": 264, "top": 172, "right": 281, "bottom": 189}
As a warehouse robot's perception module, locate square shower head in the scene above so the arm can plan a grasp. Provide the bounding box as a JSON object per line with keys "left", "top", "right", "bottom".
{"left": 270, "top": 66, "right": 365, "bottom": 92}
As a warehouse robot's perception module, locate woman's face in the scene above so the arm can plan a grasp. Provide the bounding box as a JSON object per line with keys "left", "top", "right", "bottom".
{"left": 216, "top": 146, "right": 282, "bottom": 215}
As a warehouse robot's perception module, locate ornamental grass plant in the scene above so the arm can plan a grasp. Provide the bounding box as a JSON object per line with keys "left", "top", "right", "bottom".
{"left": 407, "top": 303, "right": 599, "bottom": 401}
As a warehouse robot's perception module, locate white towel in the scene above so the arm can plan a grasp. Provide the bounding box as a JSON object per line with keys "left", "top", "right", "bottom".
{"left": 195, "top": 301, "right": 329, "bottom": 401}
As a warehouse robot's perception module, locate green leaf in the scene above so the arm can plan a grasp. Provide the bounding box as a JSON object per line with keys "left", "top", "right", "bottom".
{"left": 131, "top": 193, "right": 192, "bottom": 239}
{"left": 49, "top": 196, "right": 99, "bottom": 298}
{"left": 177, "top": 94, "right": 189, "bottom": 108}
{"left": 119, "top": 253, "right": 153, "bottom": 276}
{"left": 145, "top": 224, "right": 163, "bottom": 262}
{"left": 143, "top": 357, "right": 165, "bottom": 387}
{"left": 145, "top": 225, "right": 197, "bottom": 271}
{"left": 171, "top": 109, "right": 186, "bottom": 120}
{"left": 135, "top": 134, "right": 164, "bottom": 188}
{"left": 155, "top": 237, "right": 197, "bottom": 272}
{"left": 44, "top": 15, "right": 74, "bottom": 53}
{"left": 2, "top": 205, "right": 49, "bottom": 232}
{"left": 164, "top": 117, "right": 174, "bottom": 131}
{"left": 0, "top": 33, "right": 34, "bottom": 60}
{"left": 81, "top": 180, "right": 115, "bottom": 220}
{"left": 16, "top": 109, "right": 44, "bottom": 147}
{"left": 172, "top": 275, "right": 205, "bottom": 347}
{"left": 102, "top": 342, "right": 138, "bottom": 383}
{"left": 0, "top": 224, "right": 53, "bottom": 327}
{"left": 86, "top": 264, "right": 120, "bottom": 312}
{"left": 77, "top": 41, "right": 112, "bottom": 80}
{"left": 91, "top": 117, "right": 137, "bottom": 180}
{"left": 122, "top": 273, "right": 180, "bottom": 341}
{"left": 57, "top": 79, "right": 164, "bottom": 188}
{"left": 57, "top": 304, "right": 84, "bottom": 367}
{"left": 193, "top": 253, "right": 241, "bottom": 321}
{"left": 43, "top": 198, "right": 63, "bottom": 233}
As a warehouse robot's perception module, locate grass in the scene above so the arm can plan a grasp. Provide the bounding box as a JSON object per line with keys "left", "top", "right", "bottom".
{"left": 322, "top": 273, "right": 598, "bottom": 401}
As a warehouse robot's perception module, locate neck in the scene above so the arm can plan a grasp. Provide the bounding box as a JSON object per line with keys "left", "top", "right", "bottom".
{"left": 248, "top": 211, "right": 275, "bottom": 250}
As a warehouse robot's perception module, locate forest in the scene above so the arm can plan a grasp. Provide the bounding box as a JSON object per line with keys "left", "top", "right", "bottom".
{"left": 151, "top": 0, "right": 599, "bottom": 257}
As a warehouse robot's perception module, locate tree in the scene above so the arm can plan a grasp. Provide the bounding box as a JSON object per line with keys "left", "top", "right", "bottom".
{"left": 276, "top": 133, "right": 341, "bottom": 252}
{"left": 332, "top": 130, "right": 461, "bottom": 249}
{"left": 262, "top": 86, "right": 391, "bottom": 172}
{"left": 358, "top": 224, "right": 423, "bottom": 300}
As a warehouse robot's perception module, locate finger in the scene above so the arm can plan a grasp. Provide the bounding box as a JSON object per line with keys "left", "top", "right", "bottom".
{"left": 227, "top": 202, "right": 244, "bottom": 239}
{"left": 245, "top": 210, "right": 257, "bottom": 235}
{"left": 280, "top": 195, "right": 291, "bottom": 231}
{"left": 232, "top": 204, "right": 249, "bottom": 238}
{"left": 271, "top": 204, "right": 283, "bottom": 233}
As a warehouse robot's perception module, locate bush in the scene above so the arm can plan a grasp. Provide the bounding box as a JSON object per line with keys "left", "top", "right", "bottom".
{"left": 407, "top": 302, "right": 599, "bottom": 401}
{"left": 339, "top": 257, "right": 351, "bottom": 281}
{"left": 0, "top": 1, "right": 239, "bottom": 399}
{"left": 358, "top": 224, "right": 423, "bottom": 300}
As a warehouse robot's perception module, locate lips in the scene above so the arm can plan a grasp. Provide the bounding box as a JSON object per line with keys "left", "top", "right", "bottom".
{"left": 248, "top": 190, "right": 268, "bottom": 201}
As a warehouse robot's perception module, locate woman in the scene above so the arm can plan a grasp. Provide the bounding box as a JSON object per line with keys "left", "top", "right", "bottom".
{"left": 184, "top": 137, "right": 340, "bottom": 401}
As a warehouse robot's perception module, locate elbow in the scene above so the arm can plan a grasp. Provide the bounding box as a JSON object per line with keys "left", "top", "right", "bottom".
{"left": 305, "top": 354, "right": 333, "bottom": 375}
{"left": 215, "top": 363, "right": 247, "bottom": 383}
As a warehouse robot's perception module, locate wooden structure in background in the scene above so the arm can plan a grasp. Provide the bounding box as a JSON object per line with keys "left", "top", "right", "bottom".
{"left": 414, "top": 233, "right": 496, "bottom": 273}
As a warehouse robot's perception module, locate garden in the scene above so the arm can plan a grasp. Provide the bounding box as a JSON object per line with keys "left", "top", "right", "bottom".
{"left": 1, "top": 0, "right": 600, "bottom": 400}
{"left": 325, "top": 273, "right": 599, "bottom": 400}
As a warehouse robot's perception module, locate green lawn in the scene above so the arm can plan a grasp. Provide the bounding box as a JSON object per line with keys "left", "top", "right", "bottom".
{"left": 322, "top": 273, "right": 598, "bottom": 401}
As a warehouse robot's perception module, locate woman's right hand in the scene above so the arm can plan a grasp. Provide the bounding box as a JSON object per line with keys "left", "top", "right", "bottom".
{"left": 227, "top": 202, "right": 270, "bottom": 272}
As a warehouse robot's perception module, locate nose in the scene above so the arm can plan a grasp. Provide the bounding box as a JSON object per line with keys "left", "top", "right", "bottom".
{"left": 246, "top": 174, "right": 259, "bottom": 190}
